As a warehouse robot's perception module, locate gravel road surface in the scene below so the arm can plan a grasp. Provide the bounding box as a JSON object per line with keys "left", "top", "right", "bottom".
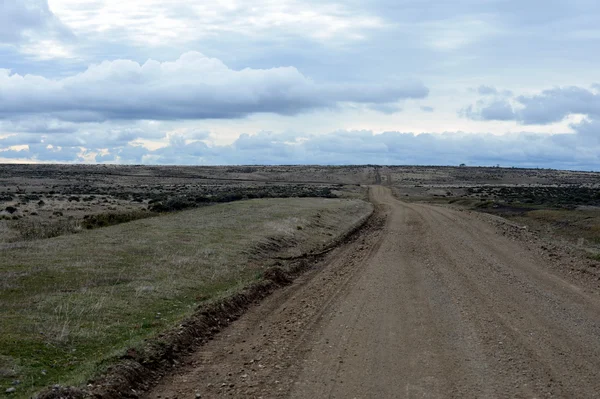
{"left": 145, "top": 186, "right": 600, "bottom": 398}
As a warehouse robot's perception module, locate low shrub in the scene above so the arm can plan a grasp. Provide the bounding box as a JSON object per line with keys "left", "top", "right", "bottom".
{"left": 149, "top": 198, "right": 196, "bottom": 213}
{"left": 82, "top": 210, "right": 154, "bottom": 229}
{"left": 148, "top": 185, "right": 337, "bottom": 213}
{"left": 10, "top": 218, "right": 81, "bottom": 240}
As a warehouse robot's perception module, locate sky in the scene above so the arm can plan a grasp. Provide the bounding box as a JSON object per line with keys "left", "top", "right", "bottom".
{"left": 0, "top": 0, "right": 599, "bottom": 169}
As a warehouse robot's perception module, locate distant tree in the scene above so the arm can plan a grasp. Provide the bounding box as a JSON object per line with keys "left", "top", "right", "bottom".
{"left": 459, "top": 163, "right": 466, "bottom": 167}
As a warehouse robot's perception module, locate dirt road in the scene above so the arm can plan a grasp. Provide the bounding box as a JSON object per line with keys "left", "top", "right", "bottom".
{"left": 145, "top": 186, "right": 600, "bottom": 398}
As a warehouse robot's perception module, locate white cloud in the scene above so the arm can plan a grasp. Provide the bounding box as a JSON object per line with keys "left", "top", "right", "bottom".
{"left": 0, "top": 51, "right": 428, "bottom": 122}
{"left": 0, "top": 0, "right": 73, "bottom": 51}
{"left": 19, "top": 39, "right": 76, "bottom": 60}
{"left": 462, "top": 100, "right": 516, "bottom": 121}
{"left": 464, "top": 85, "right": 600, "bottom": 125}
{"left": 517, "top": 86, "right": 600, "bottom": 124}
{"left": 3, "top": 0, "right": 600, "bottom": 170}
{"left": 48, "top": 0, "right": 384, "bottom": 48}
{"left": 419, "top": 15, "right": 502, "bottom": 51}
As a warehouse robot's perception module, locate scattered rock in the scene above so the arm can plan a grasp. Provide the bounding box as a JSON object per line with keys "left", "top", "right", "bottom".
{"left": 5, "top": 387, "right": 16, "bottom": 394}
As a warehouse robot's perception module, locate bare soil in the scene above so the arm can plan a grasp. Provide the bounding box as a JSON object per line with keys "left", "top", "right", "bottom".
{"left": 145, "top": 186, "right": 600, "bottom": 398}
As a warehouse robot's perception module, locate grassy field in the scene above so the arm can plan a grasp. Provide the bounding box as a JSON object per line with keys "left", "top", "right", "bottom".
{"left": 0, "top": 197, "right": 372, "bottom": 398}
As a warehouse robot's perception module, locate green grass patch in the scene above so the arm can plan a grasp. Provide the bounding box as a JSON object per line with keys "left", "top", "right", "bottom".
{"left": 0, "top": 198, "right": 372, "bottom": 398}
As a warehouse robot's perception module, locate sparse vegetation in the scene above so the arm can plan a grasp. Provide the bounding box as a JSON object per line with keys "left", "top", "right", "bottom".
{"left": 436, "top": 185, "right": 600, "bottom": 258}
{"left": 9, "top": 218, "right": 82, "bottom": 240}
{"left": 0, "top": 164, "right": 345, "bottom": 243}
{"left": 2, "top": 164, "right": 600, "bottom": 397}
{"left": 587, "top": 253, "right": 600, "bottom": 262}
{"left": 0, "top": 197, "right": 372, "bottom": 398}
{"left": 81, "top": 210, "right": 153, "bottom": 229}
{"left": 148, "top": 185, "right": 336, "bottom": 213}
{"left": 464, "top": 186, "right": 600, "bottom": 208}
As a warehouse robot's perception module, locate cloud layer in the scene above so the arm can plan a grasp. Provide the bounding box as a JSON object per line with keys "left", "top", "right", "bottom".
{"left": 2, "top": 82, "right": 598, "bottom": 170}
{"left": 2, "top": 127, "right": 598, "bottom": 171}
{"left": 49, "top": 0, "right": 385, "bottom": 47}
{"left": 0, "top": 0, "right": 72, "bottom": 44}
{"left": 464, "top": 86, "right": 600, "bottom": 125}
{"left": 2, "top": 1, "right": 600, "bottom": 170}
{"left": 0, "top": 52, "right": 428, "bottom": 122}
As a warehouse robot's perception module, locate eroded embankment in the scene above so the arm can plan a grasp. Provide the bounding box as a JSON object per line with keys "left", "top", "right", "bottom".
{"left": 36, "top": 199, "right": 380, "bottom": 399}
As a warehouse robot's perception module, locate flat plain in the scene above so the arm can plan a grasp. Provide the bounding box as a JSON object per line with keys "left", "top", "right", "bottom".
{"left": 1, "top": 164, "right": 600, "bottom": 398}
